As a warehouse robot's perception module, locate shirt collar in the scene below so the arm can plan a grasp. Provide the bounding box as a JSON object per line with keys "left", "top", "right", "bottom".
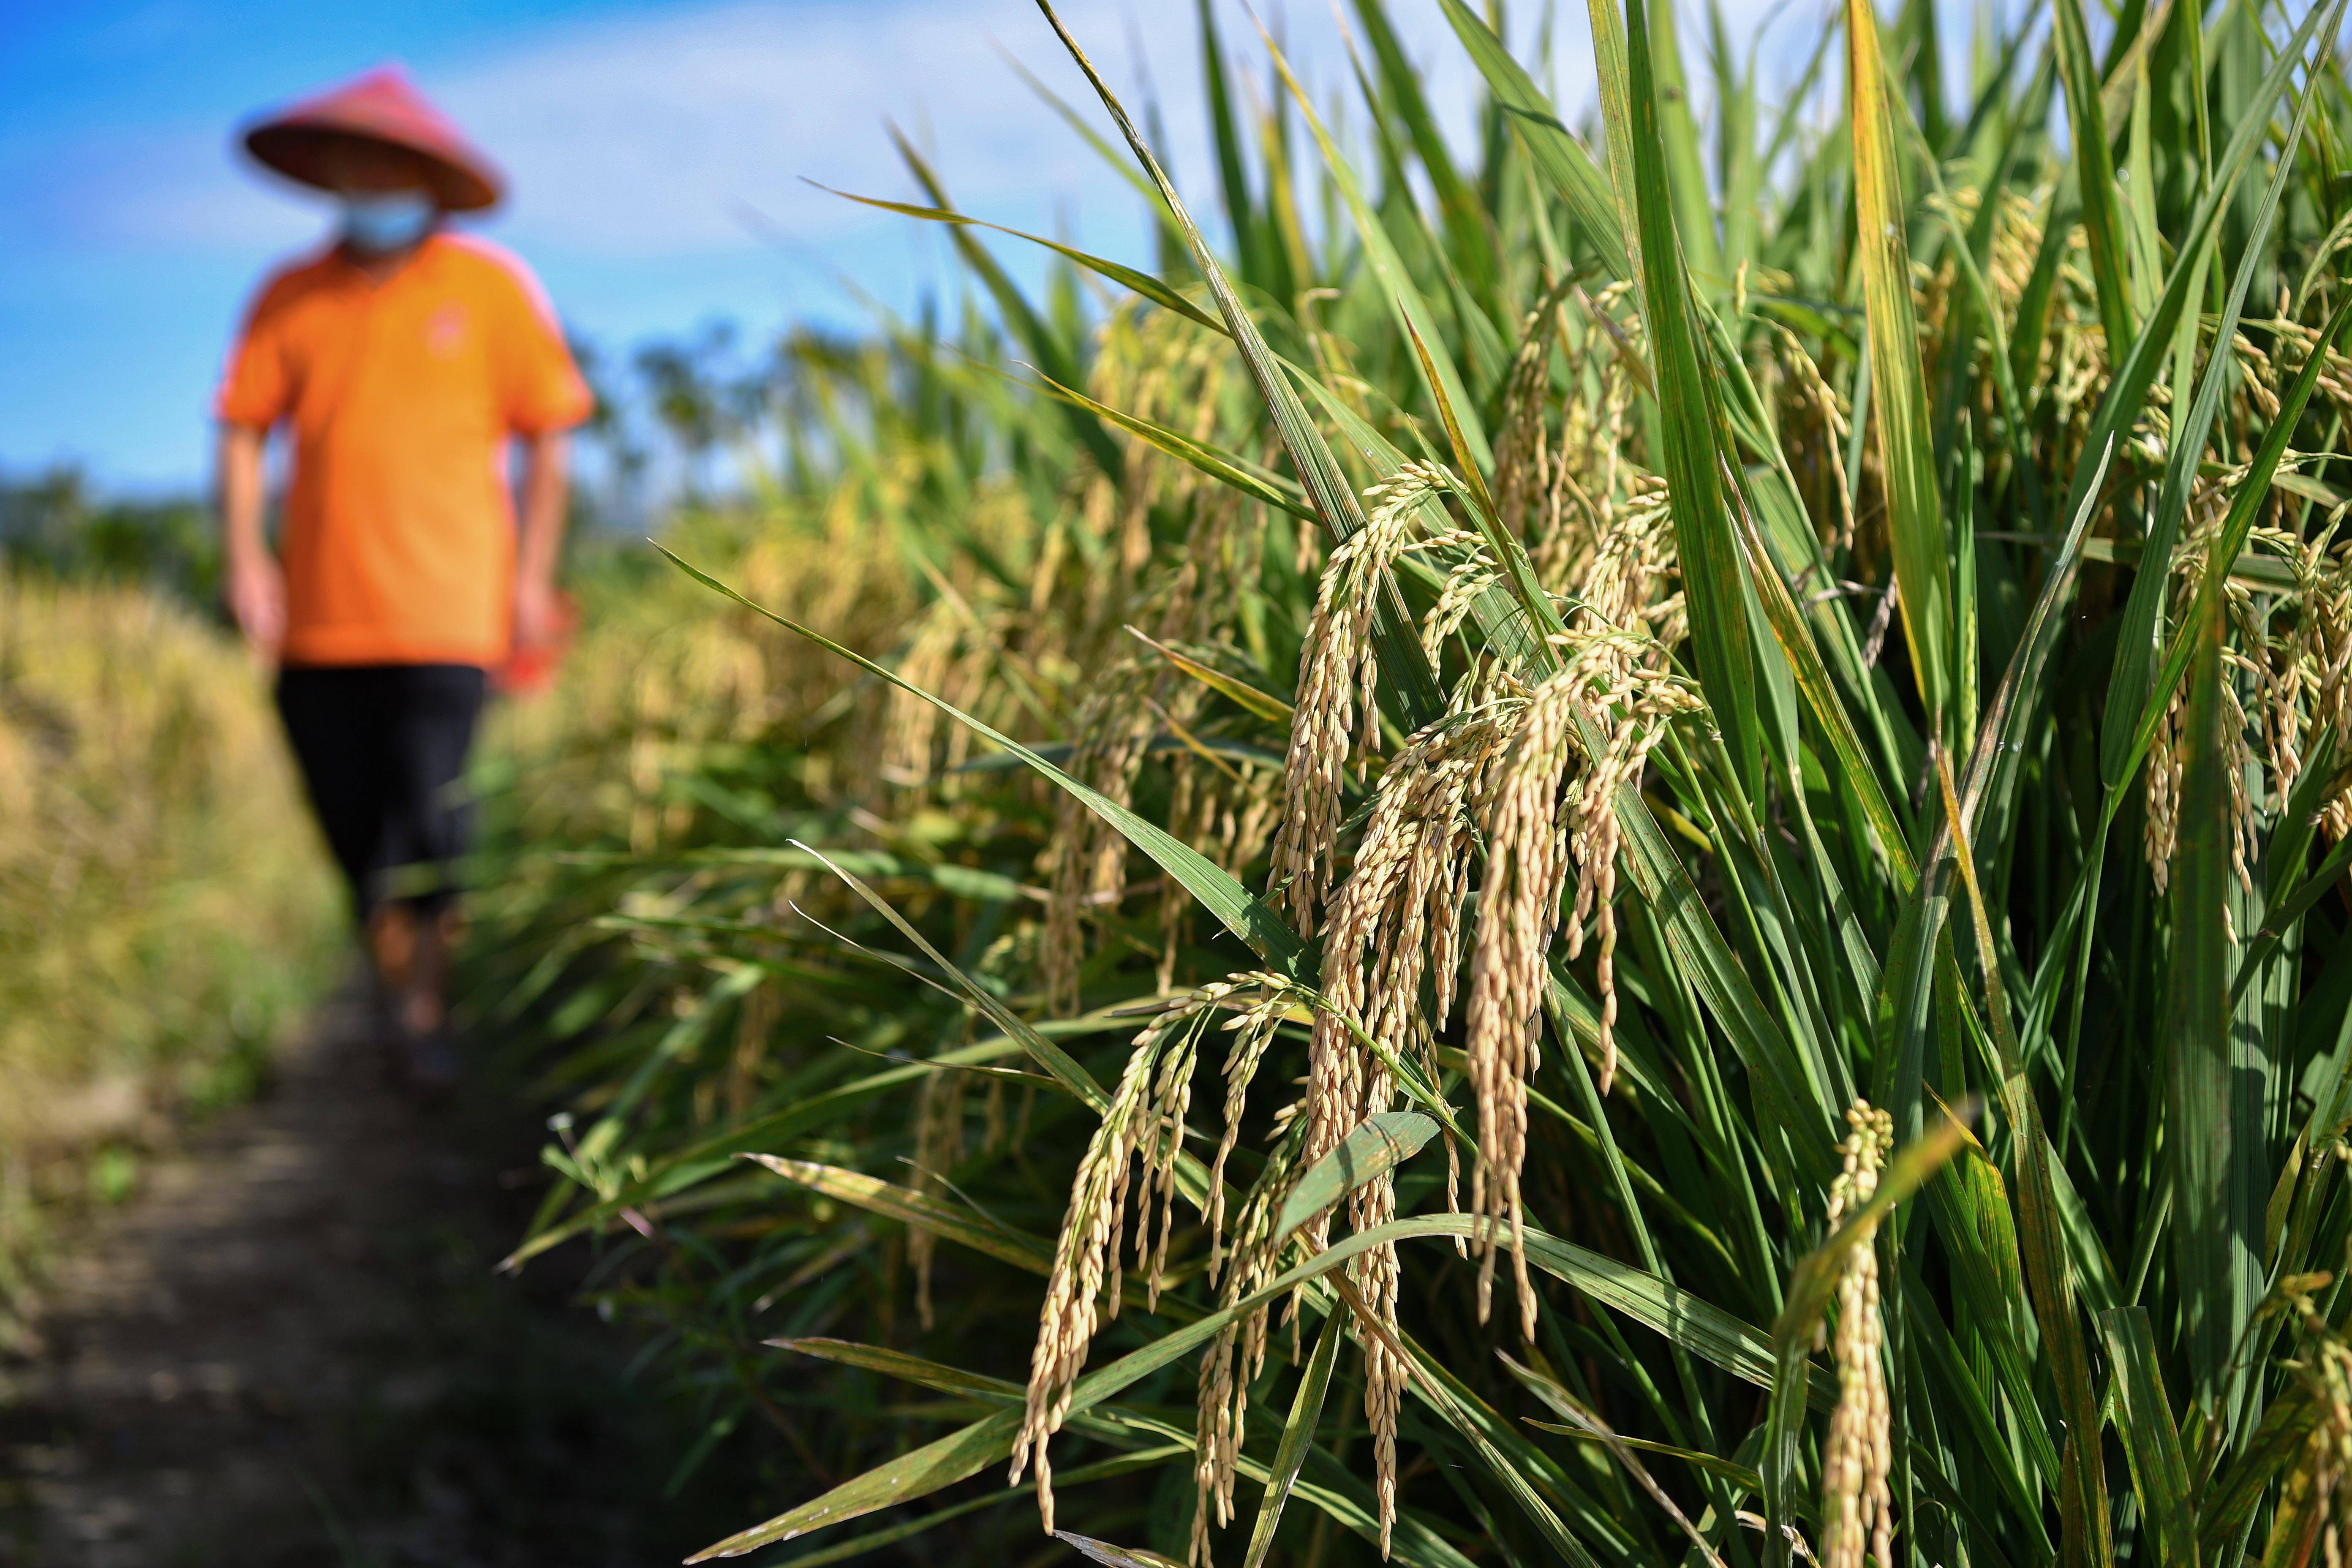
{"left": 328, "top": 229, "right": 450, "bottom": 290}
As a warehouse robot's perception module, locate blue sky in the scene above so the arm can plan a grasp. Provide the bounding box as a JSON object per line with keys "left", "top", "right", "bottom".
{"left": 0, "top": 0, "right": 1859, "bottom": 494}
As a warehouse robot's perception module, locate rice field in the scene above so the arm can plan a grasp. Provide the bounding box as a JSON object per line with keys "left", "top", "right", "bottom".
{"left": 0, "top": 577, "right": 337, "bottom": 1335}
{"left": 471, "top": 1, "right": 2352, "bottom": 1563}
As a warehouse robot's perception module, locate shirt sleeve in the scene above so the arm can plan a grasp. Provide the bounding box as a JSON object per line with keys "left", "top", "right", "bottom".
{"left": 493, "top": 260, "right": 593, "bottom": 435}
{"left": 214, "top": 279, "right": 292, "bottom": 428}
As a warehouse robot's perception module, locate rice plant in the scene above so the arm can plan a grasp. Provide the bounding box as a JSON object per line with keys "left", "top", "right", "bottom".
{"left": 0, "top": 577, "right": 337, "bottom": 1329}
{"left": 485, "top": 0, "right": 2352, "bottom": 1563}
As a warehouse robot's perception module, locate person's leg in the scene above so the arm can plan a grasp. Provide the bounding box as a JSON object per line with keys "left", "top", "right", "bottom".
{"left": 278, "top": 667, "right": 422, "bottom": 1043}
{"left": 274, "top": 665, "right": 394, "bottom": 927}
{"left": 374, "top": 664, "right": 486, "bottom": 1048}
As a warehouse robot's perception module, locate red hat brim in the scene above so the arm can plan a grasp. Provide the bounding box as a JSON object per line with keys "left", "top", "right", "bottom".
{"left": 241, "top": 65, "right": 503, "bottom": 213}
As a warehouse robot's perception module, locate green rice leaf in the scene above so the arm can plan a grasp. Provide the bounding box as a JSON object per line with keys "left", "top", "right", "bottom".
{"left": 2202, "top": 1384, "right": 2318, "bottom": 1559}
{"left": 1029, "top": 0, "right": 1445, "bottom": 731}
{"left": 2161, "top": 589, "right": 2255, "bottom": 1407}
{"left": 1936, "top": 761, "right": 2112, "bottom": 1568}
{"left": 1521, "top": 1420, "right": 1761, "bottom": 1494}
{"left": 1053, "top": 1533, "right": 1184, "bottom": 1568}
{"left": 1274, "top": 1111, "right": 1438, "bottom": 1241}
{"left": 769, "top": 1338, "right": 1022, "bottom": 1402}
{"left": 2232, "top": 820, "right": 2352, "bottom": 1008}
{"left": 2103, "top": 7, "right": 2341, "bottom": 787}
{"left": 687, "top": 1407, "right": 1025, "bottom": 1561}
{"left": 758, "top": 1449, "right": 1187, "bottom": 1568}
{"left": 1241, "top": 1305, "right": 1345, "bottom": 1568}
{"left": 1025, "top": 366, "right": 1315, "bottom": 521}
{"left": 743, "top": 1157, "right": 1056, "bottom": 1273}
{"left": 657, "top": 547, "right": 1312, "bottom": 981}
{"left": 1845, "top": 0, "right": 1954, "bottom": 735}
{"left": 1435, "top": 0, "right": 1629, "bottom": 279}
{"left": 888, "top": 128, "right": 1126, "bottom": 481}
{"left": 1727, "top": 470, "right": 1916, "bottom": 892}
{"left": 808, "top": 182, "right": 1227, "bottom": 337}
{"left": 498, "top": 1034, "right": 1040, "bottom": 1270}
{"left": 1614, "top": 794, "right": 1841, "bottom": 1184}
{"left": 1259, "top": 23, "right": 1492, "bottom": 471}
{"left": 1900, "top": 1277, "right": 2051, "bottom": 1549}
{"left": 1125, "top": 627, "right": 1296, "bottom": 724}
{"left": 1604, "top": 0, "right": 1764, "bottom": 797}
{"left": 783, "top": 840, "right": 1113, "bottom": 1111}
{"left": 1195, "top": 0, "right": 1262, "bottom": 287}
{"left": 2101, "top": 1307, "right": 2195, "bottom": 1566}
{"left": 2050, "top": 0, "right": 2135, "bottom": 353}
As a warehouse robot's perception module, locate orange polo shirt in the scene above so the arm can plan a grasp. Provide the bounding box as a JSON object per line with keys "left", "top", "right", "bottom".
{"left": 216, "top": 232, "right": 591, "bottom": 668}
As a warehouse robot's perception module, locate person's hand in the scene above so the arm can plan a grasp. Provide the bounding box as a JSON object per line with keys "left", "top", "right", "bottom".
{"left": 224, "top": 550, "right": 286, "bottom": 664}
{"left": 512, "top": 572, "right": 566, "bottom": 652}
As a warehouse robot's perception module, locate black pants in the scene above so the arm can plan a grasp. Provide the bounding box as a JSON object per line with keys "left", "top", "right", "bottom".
{"left": 275, "top": 664, "right": 486, "bottom": 925}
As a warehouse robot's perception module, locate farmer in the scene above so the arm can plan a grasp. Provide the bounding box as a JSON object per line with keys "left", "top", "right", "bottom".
{"left": 215, "top": 65, "right": 590, "bottom": 1088}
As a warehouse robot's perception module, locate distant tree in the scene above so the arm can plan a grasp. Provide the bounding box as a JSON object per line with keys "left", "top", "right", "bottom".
{"left": 633, "top": 322, "right": 749, "bottom": 503}
{"left": 0, "top": 468, "right": 221, "bottom": 607}
{"left": 569, "top": 336, "right": 651, "bottom": 532}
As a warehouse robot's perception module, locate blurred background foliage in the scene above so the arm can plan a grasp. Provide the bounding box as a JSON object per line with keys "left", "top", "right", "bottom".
{"left": 0, "top": 578, "right": 338, "bottom": 1337}
{"left": 0, "top": 472, "right": 223, "bottom": 606}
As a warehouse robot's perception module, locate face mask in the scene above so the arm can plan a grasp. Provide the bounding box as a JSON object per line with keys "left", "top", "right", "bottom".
{"left": 339, "top": 190, "right": 437, "bottom": 256}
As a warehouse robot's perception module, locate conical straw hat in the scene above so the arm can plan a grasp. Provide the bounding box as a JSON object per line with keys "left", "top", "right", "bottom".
{"left": 241, "top": 63, "right": 503, "bottom": 213}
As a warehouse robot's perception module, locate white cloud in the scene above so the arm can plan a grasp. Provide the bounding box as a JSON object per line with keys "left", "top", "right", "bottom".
{"left": 446, "top": 0, "right": 1179, "bottom": 255}
{"left": 16, "top": 0, "right": 1873, "bottom": 271}
{"left": 36, "top": 0, "right": 1567, "bottom": 262}
{"left": 442, "top": 0, "right": 1560, "bottom": 259}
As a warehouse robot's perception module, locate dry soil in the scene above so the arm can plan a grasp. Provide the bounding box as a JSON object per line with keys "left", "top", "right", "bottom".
{"left": 0, "top": 983, "right": 757, "bottom": 1567}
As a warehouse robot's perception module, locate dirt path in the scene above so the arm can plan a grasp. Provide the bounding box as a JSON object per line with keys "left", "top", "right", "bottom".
{"left": 0, "top": 981, "right": 760, "bottom": 1567}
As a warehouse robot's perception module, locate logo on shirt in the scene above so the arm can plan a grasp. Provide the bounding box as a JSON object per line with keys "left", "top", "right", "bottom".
{"left": 426, "top": 303, "right": 471, "bottom": 357}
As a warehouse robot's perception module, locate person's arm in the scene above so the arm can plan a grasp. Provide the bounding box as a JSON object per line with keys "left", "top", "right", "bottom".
{"left": 216, "top": 422, "right": 283, "bottom": 661}
{"left": 512, "top": 428, "right": 571, "bottom": 651}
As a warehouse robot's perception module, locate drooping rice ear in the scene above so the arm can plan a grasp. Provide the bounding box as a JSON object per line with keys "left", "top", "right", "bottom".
{"left": 1819, "top": 1101, "right": 1895, "bottom": 1568}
